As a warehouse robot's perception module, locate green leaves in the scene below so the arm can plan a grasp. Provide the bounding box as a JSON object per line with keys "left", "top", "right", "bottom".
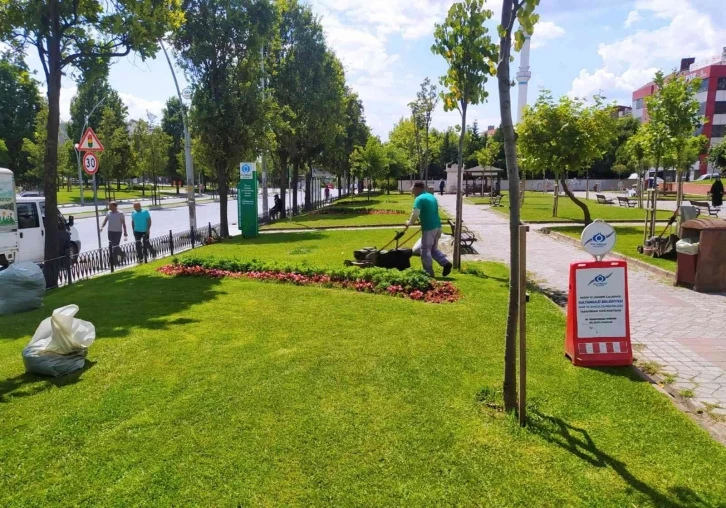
{"left": 710, "top": 139, "right": 726, "bottom": 172}
{"left": 432, "top": 0, "right": 497, "bottom": 110}
{"left": 518, "top": 90, "right": 618, "bottom": 178}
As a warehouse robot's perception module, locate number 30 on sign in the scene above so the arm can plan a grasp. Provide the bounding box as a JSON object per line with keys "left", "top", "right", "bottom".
{"left": 83, "top": 152, "right": 99, "bottom": 175}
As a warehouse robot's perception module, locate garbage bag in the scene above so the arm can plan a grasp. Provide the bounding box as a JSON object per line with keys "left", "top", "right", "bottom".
{"left": 675, "top": 239, "right": 699, "bottom": 256}
{"left": 0, "top": 262, "right": 45, "bottom": 316}
{"left": 412, "top": 238, "right": 422, "bottom": 256}
{"left": 22, "top": 305, "right": 96, "bottom": 377}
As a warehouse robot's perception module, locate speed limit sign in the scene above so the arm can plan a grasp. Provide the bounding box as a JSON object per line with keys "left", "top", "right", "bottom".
{"left": 83, "top": 152, "right": 99, "bottom": 175}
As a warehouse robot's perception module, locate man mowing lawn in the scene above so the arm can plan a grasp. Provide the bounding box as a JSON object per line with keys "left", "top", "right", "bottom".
{"left": 405, "top": 182, "right": 452, "bottom": 277}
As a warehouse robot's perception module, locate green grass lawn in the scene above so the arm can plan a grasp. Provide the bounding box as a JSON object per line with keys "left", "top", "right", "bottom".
{"left": 1, "top": 230, "right": 725, "bottom": 505}
{"left": 263, "top": 192, "right": 449, "bottom": 230}
{"left": 471, "top": 192, "right": 672, "bottom": 223}
{"left": 549, "top": 225, "right": 677, "bottom": 272}
{"left": 56, "top": 186, "right": 179, "bottom": 205}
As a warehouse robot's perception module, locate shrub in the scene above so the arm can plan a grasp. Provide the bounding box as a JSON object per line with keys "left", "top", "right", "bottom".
{"left": 161, "top": 257, "right": 459, "bottom": 303}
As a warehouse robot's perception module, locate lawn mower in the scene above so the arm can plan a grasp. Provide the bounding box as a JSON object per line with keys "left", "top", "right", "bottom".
{"left": 344, "top": 229, "right": 420, "bottom": 270}
{"left": 637, "top": 208, "right": 680, "bottom": 259}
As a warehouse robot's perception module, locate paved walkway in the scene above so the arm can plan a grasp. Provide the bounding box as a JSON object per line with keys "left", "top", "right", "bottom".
{"left": 439, "top": 195, "right": 726, "bottom": 422}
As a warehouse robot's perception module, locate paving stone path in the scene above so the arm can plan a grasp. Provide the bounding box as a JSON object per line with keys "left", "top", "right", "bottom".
{"left": 439, "top": 195, "right": 726, "bottom": 423}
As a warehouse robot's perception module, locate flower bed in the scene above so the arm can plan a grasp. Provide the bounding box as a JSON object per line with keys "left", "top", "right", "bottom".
{"left": 159, "top": 257, "right": 460, "bottom": 303}
{"left": 309, "top": 207, "right": 405, "bottom": 216}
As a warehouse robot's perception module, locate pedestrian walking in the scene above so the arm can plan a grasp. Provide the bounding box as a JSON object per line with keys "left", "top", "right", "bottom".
{"left": 99, "top": 201, "right": 127, "bottom": 264}
{"left": 131, "top": 202, "right": 156, "bottom": 262}
{"left": 439, "top": 179, "right": 446, "bottom": 196}
{"left": 324, "top": 186, "right": 330, "bottom": 202}
{"left": 404, "top": 182, "right": 452, "bottom": 277}
{"left": 710, "top": 175, "right": 724, "bottom": 208}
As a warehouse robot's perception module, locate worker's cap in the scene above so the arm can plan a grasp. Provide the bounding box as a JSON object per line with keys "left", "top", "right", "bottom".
{"left": 109, "top": 201, "right": 118, "bottom": 206}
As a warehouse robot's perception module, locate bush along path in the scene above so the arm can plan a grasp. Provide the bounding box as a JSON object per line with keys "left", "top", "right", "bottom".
{"left": 159, "top": 257, "right": 460, "bottom": 303}
{"left": 309, "top": 207, "right": 406, "bottom": 215}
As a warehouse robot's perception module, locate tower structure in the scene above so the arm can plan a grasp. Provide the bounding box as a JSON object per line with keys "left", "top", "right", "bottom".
{"left": 516, "top": 32, "right": 532, "bottom": 123}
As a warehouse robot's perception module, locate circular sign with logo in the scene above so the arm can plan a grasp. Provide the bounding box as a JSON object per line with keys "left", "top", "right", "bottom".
{"left": 241, "top": 164, "right": 251, "bottom": 174}
{"left": 82, "top": 152, "right": 99, "bottom": 176}
{"left": 182, "top": 87, "right": 192, "bottom": 100}
{"left": 581, "top": 220, "right": 616, "bottom": 258}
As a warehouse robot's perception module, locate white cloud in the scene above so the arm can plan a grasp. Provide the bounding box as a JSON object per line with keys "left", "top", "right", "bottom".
{"left": 624, "top": 10, "right": 641, "bottom": 28}
{"left": 530, "top": 21, "right": 566, "bottom": 49}
{"left": 118, "top": 93, "right": 165, "bottom": 122}
{"left": 569, "top": 0, "right": 726, "bottom": 100}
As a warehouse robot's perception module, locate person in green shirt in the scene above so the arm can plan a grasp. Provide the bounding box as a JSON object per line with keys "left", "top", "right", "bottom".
{"left": 404, "top": 182, "right": 452, "bottom": 277}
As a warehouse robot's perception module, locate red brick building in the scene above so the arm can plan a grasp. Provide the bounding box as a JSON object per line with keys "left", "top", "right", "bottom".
{"left": 632, "top": 49, "right": 726, "bottom": 176}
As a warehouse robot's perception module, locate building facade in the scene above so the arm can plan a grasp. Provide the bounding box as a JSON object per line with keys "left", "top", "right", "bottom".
{"left": 632, "top": 50, "right": 726, "bottom": 176}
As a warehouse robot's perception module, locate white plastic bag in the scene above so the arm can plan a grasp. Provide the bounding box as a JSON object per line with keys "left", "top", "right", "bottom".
{"left": 675, "top": 239, "right": 699, "bottom": 256}
{"left": 412, "top": 238, "right": 422, "bottom": 256}
{"left": 22, "top": 305, "right": 96, "bottom": 377}
{"left": 0, "top": 262, "right": 45, "bottom": 315}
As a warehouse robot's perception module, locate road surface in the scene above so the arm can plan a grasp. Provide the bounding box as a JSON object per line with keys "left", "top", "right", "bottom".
{"left": 73, "top": 188, "right": 339, "bottom": 252}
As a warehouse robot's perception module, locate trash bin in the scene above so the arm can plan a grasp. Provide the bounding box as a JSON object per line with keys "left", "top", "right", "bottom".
{"left": 678, "top": 219, "right": 726, "bottom": 292}
{"left": 675, "top": 239, "right": 699, "bottom": 287}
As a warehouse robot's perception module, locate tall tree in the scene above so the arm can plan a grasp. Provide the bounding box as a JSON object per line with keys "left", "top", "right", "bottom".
{"left": 496, "top": 0, "right": 540, "bottom": 412}
{"left": 174, "top": 0, "right": 274, "bottom": 237}
{"left": 409, "top": 77, "right": 439, "bottom": 182}
{"left": 618, "top": 130, "right": 652, "bottom": 208}
{"left": 709, "top": 139, "right": 726, "bottom": 174}
{"left": 0, "top": 0, "right": 182, "bottom": 267}
{"left": 267, "top": 0, "right": 337, "bottom": 214}
{"left": 350, "top": 136, "right": 387, "bottom": 201}
{"left": 432, "top": 0, "right": 497, "bottom": 268}
{"left": 0, "top": 51, "right": 42, "bottom": 183}
{"left": 518, "top": 91, "right": 618, "bottom": 223}
{"left": 161, "top": 96, "right": 186, "bottom": 192}
{"left": 97, "top": 101, "right": 131, "bottom": 195}
{"left": 645, "top": 71, "right": 703, "bottom": 208}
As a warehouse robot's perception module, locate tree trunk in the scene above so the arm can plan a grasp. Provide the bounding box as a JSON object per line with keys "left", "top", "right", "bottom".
{"left": 338, "top": 175, "right": 342, "bottom": 198}
{"left": 305, "top": 169, "right": 312, "bottom": 210}
{"left": 498, "top": 1, "right": 521, "bottom": 413}
{"left": 117, "top": 178, "right": 121, "bottom": 191}
{"left": 216, "top": 164, "right": 229, "bottom": 238}
{"left": 42, "top": 6, "right": 62, "bottom": 280}
{"left": 279, "top": 156, "right": 288, "bottom": 219}
{"left": 560, "top": 177, "right": 592, "bottom": 225}
{"left": 292, "top": 162, "right": 299, "bottom": 215}
{"left": 453, "top": 104, "right": 467, "bottom": 269}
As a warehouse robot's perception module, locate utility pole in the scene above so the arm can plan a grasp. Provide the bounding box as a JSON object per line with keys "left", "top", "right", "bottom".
{"left": 260, "top": 46, "right": 269, "bottom": 218}
{"left": 160, "top": 39, "right": 197, "bottom": 232}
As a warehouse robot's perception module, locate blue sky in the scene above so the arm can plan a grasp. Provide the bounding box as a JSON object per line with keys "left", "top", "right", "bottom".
{"left": 23, "top": 0, "right": 726, "bottom": 140}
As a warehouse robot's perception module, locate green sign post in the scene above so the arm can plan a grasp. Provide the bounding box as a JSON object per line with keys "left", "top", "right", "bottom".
{"left": 237, "top": 162, "right": 258, "bottom": 238}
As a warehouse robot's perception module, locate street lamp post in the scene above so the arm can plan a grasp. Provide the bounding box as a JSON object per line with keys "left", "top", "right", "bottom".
{"left": 159, "top": 39, "right": 197, "bottom": 233}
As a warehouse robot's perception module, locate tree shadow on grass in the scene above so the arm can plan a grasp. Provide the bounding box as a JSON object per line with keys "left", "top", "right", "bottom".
{"left": 230, "top": 231, "right": 327, "bottom": 244}
{"left": 0, "top": 360, "right": 96, "bottom": 403}
{"left": 0, "top": 270, "right": 225, "bottom": 341}
{"left": 528, "top": 411, "right": 713, "bottom": 508}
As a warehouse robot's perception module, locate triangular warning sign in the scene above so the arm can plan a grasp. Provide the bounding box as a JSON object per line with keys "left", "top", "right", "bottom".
{"left": 78, "top": 127, "right": 104, "bottom": 152}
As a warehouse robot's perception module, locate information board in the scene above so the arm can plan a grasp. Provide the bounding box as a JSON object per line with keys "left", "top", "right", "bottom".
{"left": 575, "top": 266, "right": 627, "bottom": 339}
{"left": 237, "top": 162, "right": 258, "bottom": 238}
{"left": 565, "top": 260, "right": 632, "bottom": 367}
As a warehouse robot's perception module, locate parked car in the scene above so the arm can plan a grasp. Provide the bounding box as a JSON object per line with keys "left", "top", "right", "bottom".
{"left": 18, "top": 190, "right": 43, "bottom": 197}
{"left": 695, "top": 173, "right": 722, "bottom": 181}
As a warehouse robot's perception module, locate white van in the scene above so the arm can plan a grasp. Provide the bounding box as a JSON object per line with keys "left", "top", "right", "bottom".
{"left": 0, "top": 168, "right": 81, "bottom": 266}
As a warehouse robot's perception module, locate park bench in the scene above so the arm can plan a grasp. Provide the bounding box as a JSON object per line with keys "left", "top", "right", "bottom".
{"left": 617, "top": 196, "right": 636, "bottom": 208}
{"left": 596, "top": 194, "right": 614, "bottom": 205}
{"left": 689, "top": 200, "right": 720, "bottom": 217}
{"left": 489, "top": 195, "right": 503, "bottom": 207}
{"left": 447, "top": 219, "right": 477, "bottom": 249}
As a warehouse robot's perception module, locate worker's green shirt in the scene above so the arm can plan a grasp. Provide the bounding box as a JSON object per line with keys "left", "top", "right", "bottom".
{"left": 413, "top": 193, "right": 442, "bottom": 231}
